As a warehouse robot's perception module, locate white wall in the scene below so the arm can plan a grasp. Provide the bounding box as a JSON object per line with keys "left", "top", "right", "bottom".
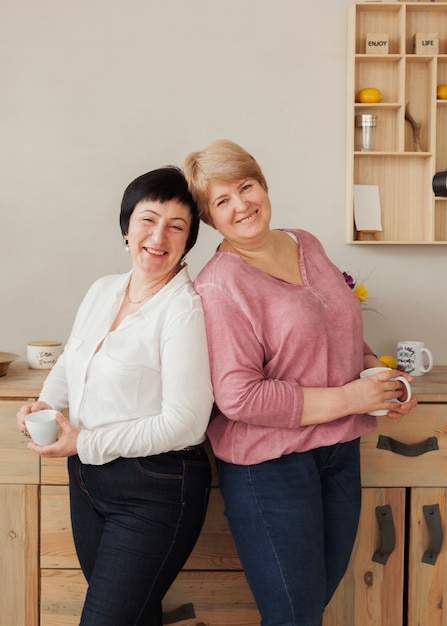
{"left": 1, "top": 0, "right": 446, "bottom": 364}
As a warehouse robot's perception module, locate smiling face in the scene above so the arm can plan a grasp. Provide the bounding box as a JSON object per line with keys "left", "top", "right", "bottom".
{"left": 207, "top": 178, "right": 272, "bottom": 248}
{"left": 125, "top": 199, "right": 192, "bottom": 280}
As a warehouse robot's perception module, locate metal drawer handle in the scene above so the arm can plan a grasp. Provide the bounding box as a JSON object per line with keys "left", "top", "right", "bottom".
{"left": 422, "top": 504, "right": 443, "bottom": 566}
{"left": 377, "top": 435, "right": 438, "bottom": 457}
{"left": 372, "top": 504, "right": 395, "bottom": 565}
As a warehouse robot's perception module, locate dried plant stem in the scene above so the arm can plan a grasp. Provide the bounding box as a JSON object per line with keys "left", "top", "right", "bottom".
{"left": 405, "top": 103, "right": 423, "bottom": 152}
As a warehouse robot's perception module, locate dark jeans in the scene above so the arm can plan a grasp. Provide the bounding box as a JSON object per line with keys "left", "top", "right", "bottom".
{"left": 68, "top": 448, "right": 211, "bottom": 626}
{"left": 217, "top": 438, "right": 361, "bottom": 626}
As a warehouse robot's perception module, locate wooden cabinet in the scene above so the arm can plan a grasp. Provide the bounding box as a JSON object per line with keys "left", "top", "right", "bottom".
{"left": 0, "top": 362, "right": 260, "bottom": 626}
{"left": 0, "top": 484, "right": 39, "bottom": 626}
{"left": 0, "top": 370, "right": 44, "bottom": 626}
{"left": 324, "top": 367, "right": 447, "bottom": 626}
{"left": 347, "top": 2, "right": 447, "bottom": 244}
{"left": 3, "top": 362, "right": 447, "bottom": 625}
{"left": 38, "top": 464, "right": 261, "bottom": 626}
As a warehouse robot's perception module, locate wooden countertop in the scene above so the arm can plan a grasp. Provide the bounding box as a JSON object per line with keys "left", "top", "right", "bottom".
{"left": 0, "top": 361, "right": 49, "bottom": 399}
{"left": 410, "top": 366, "right": 447, "bottom": 402}
{"left": 1, "top": 362, "right": 447, "bottom": 402}
{"left": 0, "top": 363, "right": 446, "bottom": 486}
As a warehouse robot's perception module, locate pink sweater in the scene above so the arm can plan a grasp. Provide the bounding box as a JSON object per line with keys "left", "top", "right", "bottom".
{"left": 194, "top": 229, "right": 377, "bottom": 465}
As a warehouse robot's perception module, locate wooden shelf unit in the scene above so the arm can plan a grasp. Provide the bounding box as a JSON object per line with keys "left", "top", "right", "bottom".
{"left": 347, "top": 2, "right": 447, "bottom": 244}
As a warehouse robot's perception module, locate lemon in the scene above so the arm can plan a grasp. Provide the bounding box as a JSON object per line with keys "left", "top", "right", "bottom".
{"left": 379, "top": 355, "right": 398, "bottom": 369}
{"left": 356, "top": 88, "right": 383, "bottom": 104}
{"left": 437, "top": 85, "right": 447, "bottom": 100}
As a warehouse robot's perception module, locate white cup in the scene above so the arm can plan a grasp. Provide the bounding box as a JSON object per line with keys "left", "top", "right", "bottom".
{"left": 360, "top": 366, "right": 412, "bottom": 416}
{"left": 27, "top": 341, "right": 63, "bottom": 369}
{"left": 25, "top": 410, "right": 59, "bottom": 446}
{"left": 397, "top": 341, "right": 433, "bottom": 376}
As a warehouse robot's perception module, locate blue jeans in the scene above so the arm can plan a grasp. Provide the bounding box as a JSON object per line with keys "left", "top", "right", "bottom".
{"left": 68, "top": 448, "right": 211, "bottom": 626}
{"left": 217, "top": 439, "right": 361, "bottom": 626}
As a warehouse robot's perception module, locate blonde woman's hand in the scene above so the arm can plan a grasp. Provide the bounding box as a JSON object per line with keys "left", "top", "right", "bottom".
{"left": 344, "top": 369, "right": 417, "bottom": 419}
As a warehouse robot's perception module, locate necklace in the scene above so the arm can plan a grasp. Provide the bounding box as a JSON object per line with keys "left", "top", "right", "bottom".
{"left": 125, "top": 284, "right": 161, "bottom": 304}
{"left": 125, "top": 269, "right": 179, "bottom": 305}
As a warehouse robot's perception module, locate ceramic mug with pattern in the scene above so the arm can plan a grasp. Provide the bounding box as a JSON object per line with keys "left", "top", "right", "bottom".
{"left": 397, "top": 341, "right": 433, "bottom": 377}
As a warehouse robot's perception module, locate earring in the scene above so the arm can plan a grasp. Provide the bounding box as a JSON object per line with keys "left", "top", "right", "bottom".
{"left": 123, "top": 238, "right": 129, "bottom": 252}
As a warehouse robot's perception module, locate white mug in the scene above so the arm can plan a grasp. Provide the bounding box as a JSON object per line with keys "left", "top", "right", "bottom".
{"left": 25, "top": 410, "right": 59, "bottom": 446}
{"left": 27, "top": 341, "right": 63, "bottom": 369}
{"left": 360, "top": 366, "right": 412, "bottom": 416}
{"left": 397, "top": 341, "right": 433, "bottom": 376}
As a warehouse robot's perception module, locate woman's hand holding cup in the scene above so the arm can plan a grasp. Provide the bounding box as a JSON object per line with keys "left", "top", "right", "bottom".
{"left": 17, "top": 400, "right": 53, "bottom": 436}
{"left": 359, "top": 366, "right": 416, "bottom": 417}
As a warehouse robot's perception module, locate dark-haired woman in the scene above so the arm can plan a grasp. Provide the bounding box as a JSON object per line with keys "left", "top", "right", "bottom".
{"left": 17, "top": 166, "right": 213, "bottom": 626}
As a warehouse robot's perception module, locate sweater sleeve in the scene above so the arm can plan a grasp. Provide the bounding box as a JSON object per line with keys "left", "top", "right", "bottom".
{"left": 363, "top": 341, "right": 376, "bottom": 357}
{"left": 198, "top": 282, "right": 303, "bottom": 429}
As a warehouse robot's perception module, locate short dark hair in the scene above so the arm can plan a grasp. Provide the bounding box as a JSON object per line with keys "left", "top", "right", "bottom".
{"left": 120, "top": 166, "right": 200, "bottom": 254}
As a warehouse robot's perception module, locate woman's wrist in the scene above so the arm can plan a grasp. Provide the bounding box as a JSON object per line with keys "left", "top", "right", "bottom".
{"left": 363, "top": 354, "right": 382, "bottom": 369}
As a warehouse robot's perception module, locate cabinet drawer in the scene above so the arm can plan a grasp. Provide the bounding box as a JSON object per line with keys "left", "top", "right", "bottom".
{"left": 41, "top": 456, "right": 68, "bottom": 485}
{"left": 41, "top": 486, "right": 78, "bottom": 569}
{"left": 40, "top": 570, "right": 259, "bottom": 626}
{"left": 184, "top": 486, "right": 241, "bottom": 570}
{"left": 408, "top": 487, "right": 447, "bottom": 626}
{"left": 0, "top": 401, "right": 40, "bottom": 484}
{"left": 361, "top": 404, "right": 447, "bottom": 487}
{"left": 164, "top": 571, "right": 260, "bottom": 625}
{"left": 324, "top": 487, "right": 406, "bottom": 626}
{"left": 40, "top": 570, "right": 84, "bottom": 626}
{"left": 41, "top": 485, "right": 241, "bottom": 570}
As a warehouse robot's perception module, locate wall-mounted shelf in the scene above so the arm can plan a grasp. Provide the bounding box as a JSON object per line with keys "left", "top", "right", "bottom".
{"left": 347, "top": 2, "right": 447, "bottom": 244}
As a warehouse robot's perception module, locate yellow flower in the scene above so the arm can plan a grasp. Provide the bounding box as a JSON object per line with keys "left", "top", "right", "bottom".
{"left": 354, "top": 284, "right": 368, "bottom": 303}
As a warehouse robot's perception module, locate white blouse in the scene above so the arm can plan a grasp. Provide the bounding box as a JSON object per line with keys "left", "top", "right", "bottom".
{"left": 39, "top": 267, "right": 213, "bottom": 465}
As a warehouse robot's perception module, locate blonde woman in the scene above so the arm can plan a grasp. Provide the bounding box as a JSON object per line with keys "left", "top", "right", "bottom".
{"left": 183, "top": 140, "right": 416, "bottom": 626}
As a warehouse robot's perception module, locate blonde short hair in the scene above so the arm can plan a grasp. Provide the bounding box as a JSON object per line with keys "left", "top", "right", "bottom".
{"left": 182, "top": 139, "right": 268, "bottom": 227}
